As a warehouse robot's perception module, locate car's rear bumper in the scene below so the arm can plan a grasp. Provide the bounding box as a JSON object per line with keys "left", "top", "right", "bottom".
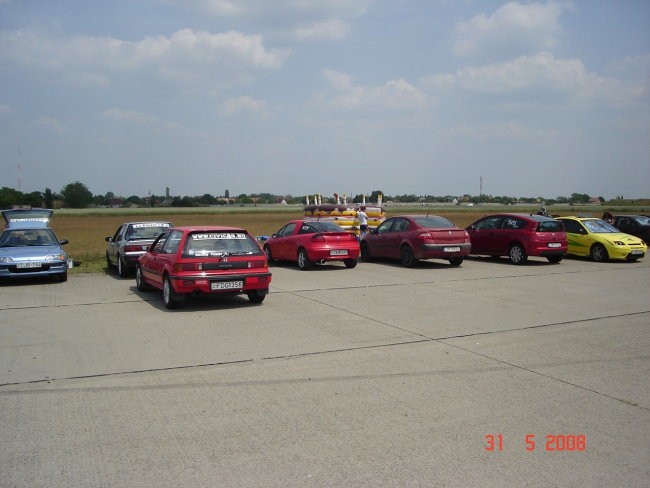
{"left": 169, "top": 272, "right": 272, "bottom": 294}
{"left": 308, "top": 247, "right": 360, "bottom": 262}
{"left": 418, "top": 242, "right": 471, "bottom": 259}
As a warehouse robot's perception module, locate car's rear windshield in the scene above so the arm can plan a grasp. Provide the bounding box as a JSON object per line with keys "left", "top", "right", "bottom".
{"left": 412, "top": 216, "right": 455, "bottom": 228}
{"left": 128, "top": 223, "right": 171, "bottom": 240}
{"left": 302, "top": 221, "right": 346, "bottom": 233}
{"left": 536, "top": 220, "right": 564, "bottom": 232}
{"left": 183, "top": 232, "right": 262, "bottom": 257}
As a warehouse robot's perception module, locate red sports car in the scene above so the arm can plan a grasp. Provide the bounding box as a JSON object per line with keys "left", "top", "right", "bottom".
{"left": 466, "top": 213, "right": 567, "bottom": 264}
{"left": 360, "top": 215, "right": 471, "bottom": 267}
{"left": 263, "top": 220, "right": 360, "bottom": 270}
{"left": 136, "top": 226, "right": 271, "bottom": 309}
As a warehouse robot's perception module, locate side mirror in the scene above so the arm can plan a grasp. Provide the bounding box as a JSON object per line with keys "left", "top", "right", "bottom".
{"left": 60, "top": 239, "right": 69, "bottom": 245}
{"left": 105, "top": 236, "right": 112, "bottom": 242}
{"left": 468, "top": 225, "right": 476, "bottom": 231}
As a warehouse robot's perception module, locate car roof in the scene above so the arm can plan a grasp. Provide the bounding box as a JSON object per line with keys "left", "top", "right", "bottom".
{"left": 481, "top": 212, "right": 555, "bottom": 222}
{"left": 123, "top": 221, "right": 173, "bottom": 226}
{"left": 2, "top": 208, "right": 54, "bottom": 229}
{"left": 171, "top": 226, "right": 248, "bottom": 233}
{"left": 556, "top": 216, "right": 598, "bottom": 221}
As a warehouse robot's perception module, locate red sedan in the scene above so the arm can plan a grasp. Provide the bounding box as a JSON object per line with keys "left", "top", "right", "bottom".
{"left": 136, "top": 226, "right": 271, "bottom": 309}
{"left": 263, "top": 220, "right": 360, "bottom": 270}
{"left": 360, "top": 215, "right": 471, "bottom": 267}
{"left": 466, "top": 213, "right": 567, "bottom": 264}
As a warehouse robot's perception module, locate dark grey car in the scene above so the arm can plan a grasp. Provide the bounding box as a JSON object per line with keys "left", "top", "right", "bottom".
{"left": 105, "top": 221, "right": 172, "bottom": 277}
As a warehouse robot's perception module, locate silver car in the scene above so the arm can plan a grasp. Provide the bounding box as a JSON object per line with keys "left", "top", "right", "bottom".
{"left": 105, "top": 221, "right": 172, "bottom": 277}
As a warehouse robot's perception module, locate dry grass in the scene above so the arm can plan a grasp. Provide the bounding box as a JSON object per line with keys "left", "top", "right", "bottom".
{"left": 35, "top": 204, "right": 617, "bottom": 274}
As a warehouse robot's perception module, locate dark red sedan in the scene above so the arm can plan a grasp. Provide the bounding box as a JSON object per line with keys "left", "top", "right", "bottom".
{"left": 360, "top": 215, "right": 471, "bottom": 267}
{"left": 263, "top": 220, "right": 360, "bottom": 270}
{"left": 466, "top": 213, "right": 567, "bottom": 264}
{"left": 136, "top": 226, "right": 271, "bottom": 309}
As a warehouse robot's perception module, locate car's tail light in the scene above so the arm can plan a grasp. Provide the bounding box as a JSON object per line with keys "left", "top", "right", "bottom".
{"left": 464, "top": 231, "right": 471, "bottom": 242}
{"left": 125, "top": 244, "right": 143, "bottom": 253}
{"left": 248, "top": 260, "right": 266, "bottom": 268}
{"left": 311, "top": 233, "right": 325, "bottom": 242}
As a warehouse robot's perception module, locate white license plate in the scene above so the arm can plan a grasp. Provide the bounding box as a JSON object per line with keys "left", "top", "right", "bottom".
{"left": 631, "top": 249, "right": 643, "bottom": 255}
{"left": 211, "top": 281, "right": 243, "bottom": 290}
{"left": 443, "top": 247, "right": 461, "bottom": 253}
{"left": 17, "top": 262, "right": 41, "bottom": 269}
{"left": 547, "top": 242, "right": 562, "bottom": 248}
{"left": 330, "top": 249, "right": 348, "bottom": 256}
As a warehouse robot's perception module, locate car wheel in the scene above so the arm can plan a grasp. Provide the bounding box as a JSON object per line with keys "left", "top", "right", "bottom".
{"left": 264, "top": 245, "right": 275, "bottom": 264}
{"left": 508, "top": 243, "right": 527, "bottom": 265}
{"left": 247, "top": 289, "right": 267, "bottom": 304}
{"left": 590, "top": 244, "right": 608, "bottom": 262}
{"left": 344, "top": 258, "right": 358, "bottom": 268}
{"left": 163, "top": 276, "right": 181, "bottom": 309}
{"left": 297, "top": 248, "right": 312, "bottom": 270}
{"left": 117, "top": 255, "right": 127, "bottom": 277}
{"left": 547, "top": 255, "right": 563, "bottom": 264}
{"left": 400, "top": 245, "right": 417, "bottom": 267}
{"left": 136, "top": 266, "right": 150, "bottom": 291}
{"left": 360, "top": 242, "right": 372, "bottom": 261}
{"left": 449, "top": 257, "right": 464, "bottom": 267}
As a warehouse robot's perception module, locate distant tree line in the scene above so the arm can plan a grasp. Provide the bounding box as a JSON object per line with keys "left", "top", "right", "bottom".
{"left": 0, "top": 183, "right": 607, "bottom": 210}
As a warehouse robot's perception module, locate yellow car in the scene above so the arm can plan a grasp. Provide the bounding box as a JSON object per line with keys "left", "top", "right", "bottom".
{"left": 556, "top": 216, "right": 647, "bottom": 262}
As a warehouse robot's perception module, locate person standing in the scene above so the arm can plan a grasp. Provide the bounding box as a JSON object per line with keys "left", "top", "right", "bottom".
{"left": 357, "top": 206, "right": 368, "bottom": 236}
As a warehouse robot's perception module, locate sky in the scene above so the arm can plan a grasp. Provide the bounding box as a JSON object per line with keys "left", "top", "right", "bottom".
{"left": 0, "top": 0, "right": 648, "bottom": 200}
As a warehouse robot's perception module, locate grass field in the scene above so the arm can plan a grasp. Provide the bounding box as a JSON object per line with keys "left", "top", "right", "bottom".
{"left": 27, "top": 203, "right": 647, "bottom": 274}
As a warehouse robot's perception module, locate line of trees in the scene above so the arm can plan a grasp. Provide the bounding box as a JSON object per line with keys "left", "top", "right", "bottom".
{"left": 0, "top": 183, "right": 604, "bottom": 209}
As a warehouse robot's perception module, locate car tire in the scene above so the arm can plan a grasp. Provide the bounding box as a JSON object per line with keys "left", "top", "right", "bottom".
{"left": 163, "top": 276, "right": 181, "bottom": 309}
{"left": 590, "top": 244, "right": 608, "bottom": 262}
{"left": 360, "top": 242, "right": 372, "bottom": 261}
{"left": 508, "top": 243, "right": 527, "bottom": 265}
{"left": 136, "top": 266, "right": 150, "bottom": 291}
{"left": 547, "top": 255, "right": 563, "bottom": 264}
{"left": 449, "top": 257, "right": 464, "bottom": 267}
{"left": 264, "top": 245, "right": 275, "bottom": 264}
{"left": 400, "top": 245, "right": 417, "bottom": 267}
{"left": 247, "top": 289, "right": 267, "bottom": 304}
{"left": 118, "top": 255, "right": 128, "bottom": 277}
{"left": 344, "top": 259, "right": 358, "bottom": 268}
{"left": 297, "top": 248, "right": 312, "bottom": 270}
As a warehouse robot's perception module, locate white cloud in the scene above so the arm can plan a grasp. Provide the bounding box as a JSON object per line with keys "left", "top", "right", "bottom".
{"left": 102, "top": 108, "right": 160, "bottom": 125}
{"left": 0, "top": 28, "right": 289, "bottom": 89}
{"left": 421, "top": 52, "right": 644, "bottom": 108}
{"left": 291, "top": 19, "right": 350, "bottom": 41}
{"left": 221, "top": 95, "right": 268, "bottom": 117}
{"left": 31, "top": 116, "right": 66, "bottom": 133}
{"left": 317, "top": 70, "right": 432, "bottom": 115}
{"left": 453, "top": 1, "right": 569, "bottom": 61}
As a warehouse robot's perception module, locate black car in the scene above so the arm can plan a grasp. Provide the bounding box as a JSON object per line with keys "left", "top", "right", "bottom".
{"left": 611, "top": 215, "right": 650, "bottom": 242}
{"left": 106, "top": 221, "right": 173, "bottom": 277}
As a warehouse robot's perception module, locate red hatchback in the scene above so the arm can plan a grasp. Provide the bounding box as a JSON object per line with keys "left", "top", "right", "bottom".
{"left": 360, "top": 215, "right": 471, "bottom": 267}
{"left": 466, "top": 213, "right": 567, "bottom": 264}
{"left": 136, "top": 226, "right": 271, "bottom": 309}
{"left": 263, "top": 220, "right": 360, "bottom": 270}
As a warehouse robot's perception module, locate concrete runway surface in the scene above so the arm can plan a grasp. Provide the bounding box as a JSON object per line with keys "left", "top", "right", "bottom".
{"left": 1, "top": 254, "right": 649, "bottom": 487}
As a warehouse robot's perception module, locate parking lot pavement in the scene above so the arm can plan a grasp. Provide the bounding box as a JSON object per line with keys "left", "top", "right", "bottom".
{"left": 1, "top": 257, "right": 649, "bottom": 487}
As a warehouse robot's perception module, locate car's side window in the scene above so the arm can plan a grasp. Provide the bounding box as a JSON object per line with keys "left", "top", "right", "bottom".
{"left": 151, "top": 232, "right": 169, "bottom": 253}
{"left": 377, "top": 220, "right": 394, "bottom": 234}
{"left": 393, "top": 218, "right": 409, "bottom": 232}
{"left": 299, "top": 224, "right": 317, "bottom": 234}
{"left": 476, "top": 217, "right": 503, "bottom": 230}
{"left": 113, "top": 225, "right": 124, "bottom": 242}
{"left": 162, "top": 230, "right": 183, "bottom": 254}
{"left": 280, "top": 223, "right": 297, "bottom": 237}
{"left": 562, "top": 220, "right": 583, "bottom": 234}
{"left": 503, "top": 218, "right": 525, "bottom": 229}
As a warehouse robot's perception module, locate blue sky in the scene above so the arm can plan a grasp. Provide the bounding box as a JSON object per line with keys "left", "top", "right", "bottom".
{"left": 1, "top": 0, "right": 648, "bottom": 200}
